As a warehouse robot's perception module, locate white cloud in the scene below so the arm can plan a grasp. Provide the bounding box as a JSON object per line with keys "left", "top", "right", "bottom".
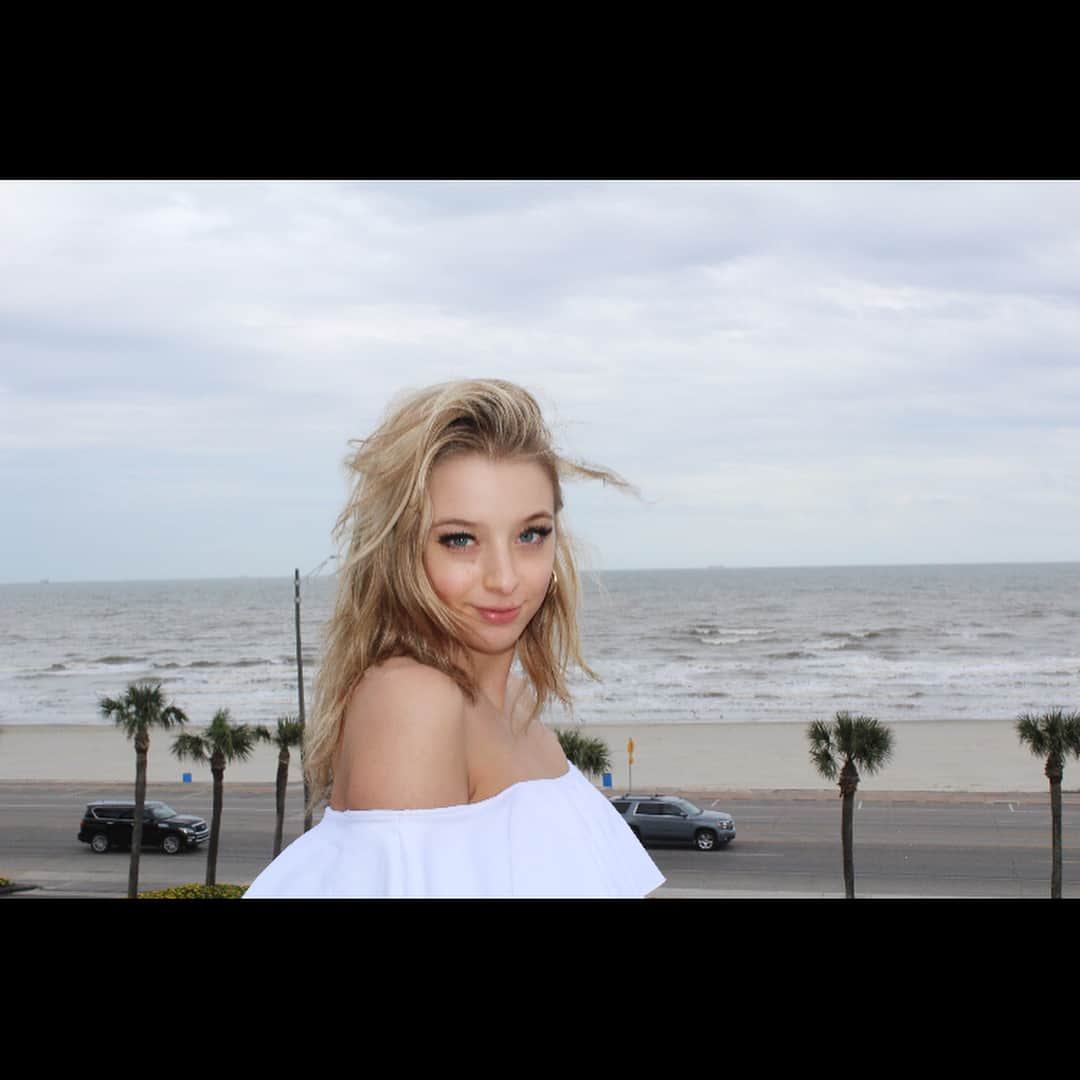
{"left": 1, "top": 179, "right": 1078, "bottom": 580}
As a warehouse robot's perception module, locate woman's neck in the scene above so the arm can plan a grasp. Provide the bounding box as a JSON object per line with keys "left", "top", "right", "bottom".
{"left": 463, "top": 649, "right": 516, "bottom": 713}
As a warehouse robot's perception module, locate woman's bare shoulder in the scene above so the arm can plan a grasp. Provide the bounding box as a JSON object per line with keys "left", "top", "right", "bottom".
{"left": 333, "top": 658, "right": 469, "bottom": 811}
{"left": 355, "top": 656, "right": 465, "bottom": 704}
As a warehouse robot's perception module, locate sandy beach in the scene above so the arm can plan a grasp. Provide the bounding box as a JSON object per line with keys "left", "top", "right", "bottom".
{"left": 0, "top": 718, "right": 1062, "bottom": 794}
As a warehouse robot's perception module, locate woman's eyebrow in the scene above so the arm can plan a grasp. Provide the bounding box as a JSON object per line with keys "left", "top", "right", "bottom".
{"left": 431, "top": 511, "right": 553, "bottom": 529}
{"left": 432, "top": 518, "right": 477, "bottom": 529}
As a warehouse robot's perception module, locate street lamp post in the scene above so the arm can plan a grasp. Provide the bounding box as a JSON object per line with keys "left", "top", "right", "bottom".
{"left": 294, "top": 569, "right": 313, "bottom": 832}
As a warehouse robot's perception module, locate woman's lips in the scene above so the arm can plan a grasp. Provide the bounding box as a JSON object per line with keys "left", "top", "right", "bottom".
{"left": 474, "top": 605, "right": 522, "bottom": 625}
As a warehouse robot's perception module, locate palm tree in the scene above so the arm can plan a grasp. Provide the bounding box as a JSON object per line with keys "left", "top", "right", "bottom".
{"left": 99, "top": 681, "right": 188, "bottom": 899}
{"left": 553, "top": 727, "right": 612, "bottom": 780}
{"left": 1016, "top": 707, "right": 1080, "bottom": 899}
{"left": 807, "top": 711, "right": 894, "bottom": 899}
{"left": 261, "top": 715, "right": 304, "bottom": 858}
{"left": 171, "top": 708, "right": 263, "bottom": 887}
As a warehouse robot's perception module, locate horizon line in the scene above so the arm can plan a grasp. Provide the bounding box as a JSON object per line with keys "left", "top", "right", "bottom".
{"left": 4, "top": 558, "right": 1079, "bottom": 587}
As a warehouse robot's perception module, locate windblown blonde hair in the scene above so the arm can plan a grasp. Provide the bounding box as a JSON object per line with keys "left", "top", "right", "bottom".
{"left": 304, "top": 378, "right": 630, "bottom": 809}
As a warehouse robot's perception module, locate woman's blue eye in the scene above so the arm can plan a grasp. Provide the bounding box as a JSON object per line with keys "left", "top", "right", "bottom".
{"left": 520, "top": 526, "right": 552, "bottom": 544}
{"left": 438, "top": 527, "right": 551, "bottom": 548}
{"left": 439, "top": 533, "right": 474, "bottom": 549}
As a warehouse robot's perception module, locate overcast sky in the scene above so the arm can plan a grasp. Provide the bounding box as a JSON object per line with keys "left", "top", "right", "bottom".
{"left": 1, "top": 179, "right": 1078, "bottom": 583}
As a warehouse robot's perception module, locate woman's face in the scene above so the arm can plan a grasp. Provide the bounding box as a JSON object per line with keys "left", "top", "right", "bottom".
{"left": 422, "top": 453, "right": 557, "bottom": 663}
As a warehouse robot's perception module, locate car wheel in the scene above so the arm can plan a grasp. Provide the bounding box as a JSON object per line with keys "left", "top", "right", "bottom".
{"left": 161, "top": 834, "right": 182, "bottom": 855}
{"left": 90, "top": 833, "right": 110, "bottom": 854}
{"left": 694, "top": 829, "right": 717, "bottom": 852}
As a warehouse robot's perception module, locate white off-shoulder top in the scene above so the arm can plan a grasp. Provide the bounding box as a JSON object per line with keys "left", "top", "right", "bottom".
{"left": 243, "top": 761, "right": 665, "bottom": 898}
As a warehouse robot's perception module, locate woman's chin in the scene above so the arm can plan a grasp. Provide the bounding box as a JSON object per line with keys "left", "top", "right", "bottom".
{"left": 459, "top": 619, "right": 530, "bottom": 660}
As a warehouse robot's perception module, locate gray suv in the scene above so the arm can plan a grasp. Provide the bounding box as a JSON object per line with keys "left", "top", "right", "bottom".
{"left": 610, "top": 793, "right": 735, "bottom": 852}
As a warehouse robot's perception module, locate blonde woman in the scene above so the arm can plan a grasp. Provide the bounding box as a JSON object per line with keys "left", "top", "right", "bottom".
{"left": 244, "top": 379, "right": 665, "bottom": 898}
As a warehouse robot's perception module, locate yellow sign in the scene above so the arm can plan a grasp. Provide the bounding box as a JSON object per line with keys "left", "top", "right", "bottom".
{"left": 628, "top": 738, "right": 635, "bottom": 754}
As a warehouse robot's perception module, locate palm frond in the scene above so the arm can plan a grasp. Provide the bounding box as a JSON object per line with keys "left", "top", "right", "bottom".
{"left": 99, "top": 694, "right": 135, "bottom": 735}
{"left": 273, "top": 715, "right": 305, "bottom": 750}
{"left": 806, "top": 720, "right": 838, "bottom": 780}
{"left": 553, "top": 727, "right": 611, "bottom": 779}
{"left": 849, "top": 715, "right": 895, "bottom": 775}
{"left": 1017, "top": 709, "right": 1080, "bottom": 761}
{"left": 227, "top": 725, "right": 262, "bottom": 761}
{"left": 809, "top": 712, "right": 894, "bottom": 779}
{"left": 171, "top": 732, "right": 209, "bottom": 762}
{"left": 160, "top": 704, "right": 188, "bottom": 729}
{"left": 101, "top": 682, "right": 189, "bottom": 739}
{"left": 1016, "top": 713, "right": 1049, "bottom": 757}
{"left": 202, "top": 707, "right": 264, "bottom": 763}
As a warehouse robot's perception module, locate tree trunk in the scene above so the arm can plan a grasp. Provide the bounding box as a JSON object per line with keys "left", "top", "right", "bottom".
{"left": 301, "top": 743, "right": 312, "bottom": 834}
{"left": 274, "top": 748, "right": 289, "bottom": 858}
{"left": 129, "top": 730, "right": 149, "bottom": 899}
{"left": 1047, "top": 754, "right": 1063, "bottom": 899}
{"left": 207, "top": 753, "right": 224, "bottom": 888}
{"left": 839, "top": 759, "right": 860, "bottom": 900}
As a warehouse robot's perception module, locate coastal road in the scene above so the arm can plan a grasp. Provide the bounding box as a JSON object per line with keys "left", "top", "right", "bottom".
{"left": 2, "top": 782, "right": 1078, "bottom": 898}
{"left": 653, "top": 793, "right": 1080, "bottom": 898}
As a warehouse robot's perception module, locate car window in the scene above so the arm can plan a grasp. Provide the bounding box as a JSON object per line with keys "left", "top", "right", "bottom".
{"left": 115, "top": 808, "right": 134, "bottom": 821}
{"left": 636, "top": 803, "right": 663, "bottom": 816}
{"left": 660, "top": 804, "right": 683, "bottom": 816}
{"left": 611, "top": 801, "right": 632, "bottom": 813}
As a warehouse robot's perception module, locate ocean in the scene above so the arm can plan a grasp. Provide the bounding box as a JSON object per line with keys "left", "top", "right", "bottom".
{"left": 1, "top": 564, "right": 1077, "bottom": 729}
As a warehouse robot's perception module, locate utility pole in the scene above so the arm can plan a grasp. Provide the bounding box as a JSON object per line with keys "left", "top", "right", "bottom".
{"left": 294, "top": 569, "right": 313, "bottom": 832}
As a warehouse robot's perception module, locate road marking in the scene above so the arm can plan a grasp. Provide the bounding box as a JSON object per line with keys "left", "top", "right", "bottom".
{"left": 858, "top": 801, "right": 863, "bottom": 811}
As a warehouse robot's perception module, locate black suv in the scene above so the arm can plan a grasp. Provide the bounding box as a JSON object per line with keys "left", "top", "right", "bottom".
{"left": 610, "top": 793, "right": 736, "bottom": 852}
{"left": 78, "top": 800, "right": 210, "bottom": 855}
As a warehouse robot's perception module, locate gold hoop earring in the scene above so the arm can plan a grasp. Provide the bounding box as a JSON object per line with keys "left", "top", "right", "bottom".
{"left": 547, "top": 569, "right": 558, "bottom": 597}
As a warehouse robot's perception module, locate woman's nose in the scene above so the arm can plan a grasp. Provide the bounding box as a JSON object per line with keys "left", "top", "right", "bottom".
{"left": 483, "top": 545, "right": 518, "bottom": 595}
